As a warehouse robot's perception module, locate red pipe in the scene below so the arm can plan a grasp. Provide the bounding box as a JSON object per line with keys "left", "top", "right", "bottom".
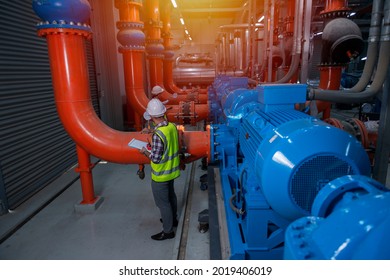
{"left": 321, "top": 0, "right": 350, "bottom": 16}
{"left": 161, "top": 0, "right": 185, "bottom": 95}
{"left": 318, "top": 66, "right": 343, "bottom": 119}
{"left": 38, "top": 28, "right": 209, "bottom": 163}
{"left": 34, "top": 2, "right": 210, "bottom": 205}
{"left": 75, "top": 145, "right": 97, "bottom": 204}
{"left": 144, "top": 0, "right": 172, "bottom": 97}
{"left": 285, "top": 0, "right": 295, "bottom": 35}
{"left": 116, "top": 0, "right": 209, "bottom": 122}
{"left": 316, "top": 0, "right": 350, "bottom": 119}
{"left": 40, "top": 28, "right": 150, "bottom": 164}
{"left": 145, "top": 0, "right": 209, "bottom": 104}
{"left": 178, "top": 125, "right": 211, "bottom": 164}
{"left": 120, "top": 45, "right": 209, "bottom": 124}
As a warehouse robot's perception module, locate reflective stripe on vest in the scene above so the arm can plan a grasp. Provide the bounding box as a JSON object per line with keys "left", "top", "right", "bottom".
{"left": 151, "top": 123, "right": 180, "bottom": 182}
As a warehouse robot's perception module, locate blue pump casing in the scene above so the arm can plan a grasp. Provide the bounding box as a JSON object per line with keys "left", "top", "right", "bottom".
{"left": 209, "top": 79, "right": 376, "bottom": 259}
{"left": 284, "top": 175, "right": 390, "bottom": 260}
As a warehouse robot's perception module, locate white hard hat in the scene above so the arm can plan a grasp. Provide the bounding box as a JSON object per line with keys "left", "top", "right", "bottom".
{"left": 151, "top": 85, "right": 164, "bottom": 96}
{"left": 143, "top": 98, "right": 167, "bottom": 120}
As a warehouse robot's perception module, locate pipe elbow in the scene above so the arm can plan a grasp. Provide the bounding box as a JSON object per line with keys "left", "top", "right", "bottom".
{"left": 56, "top": 100, "right": 150, "bottom": 164}
{"left": 321, "top": 18, "right": 364, "bottom": 65}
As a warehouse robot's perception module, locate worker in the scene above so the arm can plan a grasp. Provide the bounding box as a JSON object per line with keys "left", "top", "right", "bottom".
{"left": 140, "top": 98, "right": 180, "bottom": 241}
{"left": 150, "top": 85, "right": 177, "bottom": 104}
{"left": 151, "top": 85, "right": 165, "bottom": 100}
{"left": 141, "top": 85, "right": 168, "bottom": 134}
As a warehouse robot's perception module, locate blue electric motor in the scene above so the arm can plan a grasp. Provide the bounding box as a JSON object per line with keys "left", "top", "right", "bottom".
{"left": 208, "top": 75, "right": 249, "bottom": 123}
{"left": 284, "top": 175, "right": 390, "bottom": 260}
{"left": 209, "top": 83, "right": 373, "bottom": 259}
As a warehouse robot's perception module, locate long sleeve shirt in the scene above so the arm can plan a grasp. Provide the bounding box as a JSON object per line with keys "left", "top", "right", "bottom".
{"left": 149, "top": 121, "right": 168, "bottom": 163}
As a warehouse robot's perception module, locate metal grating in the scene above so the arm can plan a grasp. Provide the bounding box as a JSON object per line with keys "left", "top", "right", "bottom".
{"left": 290, "top": 155, "right": 355, "bottom": 213}
{"left": 0, "top": 0, "right": 100, "bottom": 210}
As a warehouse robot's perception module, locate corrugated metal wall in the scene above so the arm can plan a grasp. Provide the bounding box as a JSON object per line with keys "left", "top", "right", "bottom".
{"left": 0, "top": 1, "right": 100, "bottom": 212}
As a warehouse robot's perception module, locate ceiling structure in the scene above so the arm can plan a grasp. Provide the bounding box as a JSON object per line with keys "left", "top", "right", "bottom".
{"left": 175, "top": 0, "right": 248, "bottom": 20}
{"left": 169, "top": 0, "right": 250, "bottom": 44}
{"left": 167, "top": 0, "right": 373, "bottom": 45}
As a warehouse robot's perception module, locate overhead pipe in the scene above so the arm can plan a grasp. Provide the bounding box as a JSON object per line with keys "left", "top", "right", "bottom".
{"left": 32, "top": 0, "right": 210, "bottom": 202}
{"left": 115, "top": 0, "right": 209, "bottom": 124}
{"left": 308, "top": 0, "right": 387, "bottom": 103}
{"left": 219, "top": 23, "right": 264, "bottom": 30}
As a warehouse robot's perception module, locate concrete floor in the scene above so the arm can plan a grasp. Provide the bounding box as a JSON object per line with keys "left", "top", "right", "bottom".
{"left": 0, "top": 146, "right": 389, "bottom": 260}
{"left": 0, "top": 159, "right": 210, "bottom": 260}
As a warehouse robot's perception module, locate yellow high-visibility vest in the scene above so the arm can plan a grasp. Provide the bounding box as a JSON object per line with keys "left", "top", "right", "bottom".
{"left": 151, "top": 123, "right": 180, "bottom": 182}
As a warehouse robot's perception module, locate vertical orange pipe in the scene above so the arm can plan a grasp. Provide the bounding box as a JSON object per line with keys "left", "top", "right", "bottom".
{"left": 145, "top": 0, "right": 165, "bottom": 89}
{"left": 161, "top": 0, "right": 184, "bottom": 95}
{"left": 317, "top": 0, "right": 350, "bottom": 119}
{"left": 318, "top": 66, "right": 343, "bottom": 119}
{"left": 115, "top": 0, "right": 209, "bottom": 122}
{"left": 75, "top": 145, "right": 96, "bottom": 204}
{"left": 32, "top": 1, "right": 210, "bottom": 205}
{"left": 321, "top": 0, "right": 350, "bottom": 16}
{"left": 285, "top": 0, "right": 295, "bottom": 35}
{"left": 39, "top": 27, "right": 150, "bottom": 163}
{"left": 144, "top": 0, "right": 204, "bottom": 104}
{"left": 115, "top": 0, "right": 145, "bottom": 131}
{"left": 39, "top": 28, "right": 209, "bottom": 160}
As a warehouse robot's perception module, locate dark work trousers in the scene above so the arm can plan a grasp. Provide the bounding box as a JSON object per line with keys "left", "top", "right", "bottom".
{"left": 151, "top": 179, "right": 177, "bottom": 233}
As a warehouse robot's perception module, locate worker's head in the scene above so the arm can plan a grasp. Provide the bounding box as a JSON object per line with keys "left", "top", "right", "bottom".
{"left": 151, "top": 85, "right": 164, "bottom": 96}
{"left": 143, "top": 98, "right": 167, "bottom": 121}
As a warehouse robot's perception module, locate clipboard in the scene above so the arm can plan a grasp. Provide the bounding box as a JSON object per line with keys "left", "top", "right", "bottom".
{"left": 128, "top": 138, "right": 149, "bottom": 150}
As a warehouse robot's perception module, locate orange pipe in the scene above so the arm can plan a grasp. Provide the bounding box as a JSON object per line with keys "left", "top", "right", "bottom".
{"left": 121, "top": 50, "right": 209, "bottom": 123}
{"left": 318, "top": 66, "right": 343, "bottom": 119}
{"left": 178, "top": 125, "right": 210, "bottom": 164}
{"left": 161, "top": 0, "right": 184, "bottom": 95}
{"left": 273, "top": 4, "right": 280, "bottom": 46}
{"left": 285, "top": 0, "right": 295, "bottom": 35}
{"left": 38, "top": 28, "right": 209, "bottom": 164}
{"left": 145, "top": 0, "right": 208, "bottom": 104}
{"left": 145, "top": 0, "right": 165, "bottom": 88}
{"left": 115, "top": 0, "right": 209, "bottom": 120}
{"left": 75, "top": 145, "right": 97, "bottom": 204}
{"left": 322, "top": 0, "right": 349, "bottom": 13}
{"left": 40, "top": 29, "right": 150, "bottom": 164}
{"left": 116, "top": 0, "right": 142, "bottom": 23}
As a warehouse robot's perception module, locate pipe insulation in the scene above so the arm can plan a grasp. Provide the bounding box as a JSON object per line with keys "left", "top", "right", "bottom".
{"left": 309, "top": 0, "right": 390, "bottom": 103}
